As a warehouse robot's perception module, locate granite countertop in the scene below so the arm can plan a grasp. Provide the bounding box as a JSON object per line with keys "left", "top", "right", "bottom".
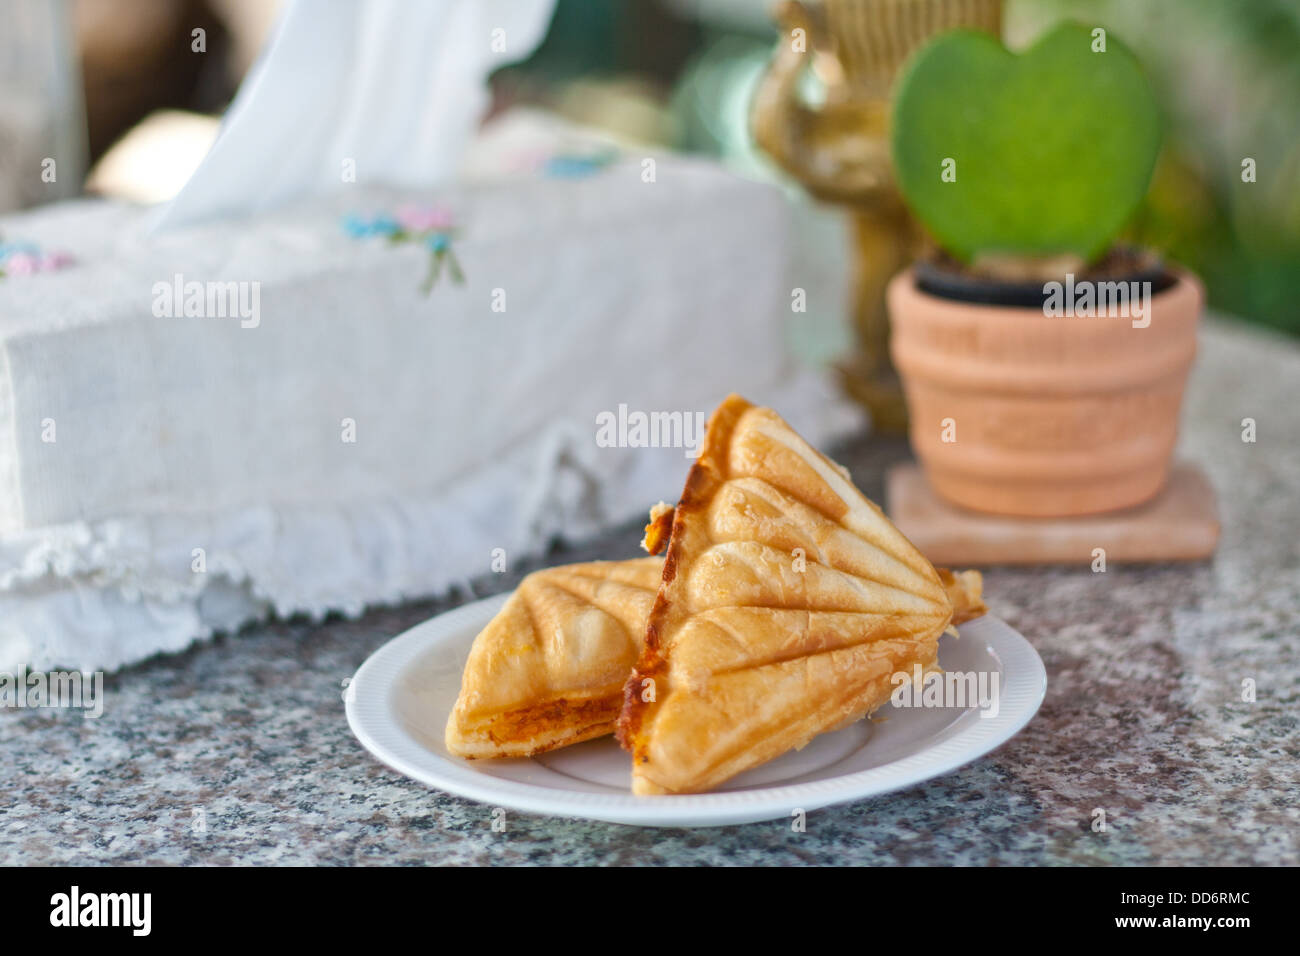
{"left": 2, "top": 319, "right": 1297, "bottom": 865}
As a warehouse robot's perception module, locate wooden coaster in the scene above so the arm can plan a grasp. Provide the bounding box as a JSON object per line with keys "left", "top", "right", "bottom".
{"left": 886, "top": 462, "right": 1220, "bottom": 565}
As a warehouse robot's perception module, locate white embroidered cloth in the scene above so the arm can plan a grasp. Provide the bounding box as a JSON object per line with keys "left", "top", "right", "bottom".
{"left": 0, "top": 137, "right": 860, "bottom": 672}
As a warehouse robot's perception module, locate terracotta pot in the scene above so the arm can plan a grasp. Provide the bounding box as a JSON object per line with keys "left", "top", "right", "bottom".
{"left": 888, "top": 266, "right": 1203, "bottom": 517}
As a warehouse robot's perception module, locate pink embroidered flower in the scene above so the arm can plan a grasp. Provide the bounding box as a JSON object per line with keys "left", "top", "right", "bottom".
{"left": 4, "top": 252, "right": 39, "bottom": 275}
{"left": 39, "top": 251, "right": 75, "bottom": 271}
{"left": 340, "top": 206, "right": 464, "bottom": 294}
{"left": 512, "top": 147, "right": 551, "bottom": 174}
{"left": 395, "top": 204, "right": 455, "bottom": 233}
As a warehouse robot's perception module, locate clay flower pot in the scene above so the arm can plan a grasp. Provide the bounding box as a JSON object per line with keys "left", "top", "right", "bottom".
{"left": 888, "top": 267, "right": 1203, "bottom": 517}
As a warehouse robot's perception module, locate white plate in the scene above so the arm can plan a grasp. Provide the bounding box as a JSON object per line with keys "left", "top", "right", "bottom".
{"left": 346, "top": 593, "right": 1047, "bottom": 827}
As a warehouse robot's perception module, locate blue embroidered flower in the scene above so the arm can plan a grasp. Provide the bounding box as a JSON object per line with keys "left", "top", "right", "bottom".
{"left": 342, "top": 206, "right": 463, "bottom": 294}
{"left": 541, "top": 149, "right": 618, "bottom": 180}
{"left": 340, "top": 213, "right": 372, "bottom": 238}
{"left": 371, "top": 215, "right": 401, "bottom": 238}
{"left": 0, "top": 236, "right": 73, "bottom": 279}
{"left": 340, "top": 213, "right": 401, "bottom": 239}
{"left": 0, "top": 240, "right": 40, "bottom": 259}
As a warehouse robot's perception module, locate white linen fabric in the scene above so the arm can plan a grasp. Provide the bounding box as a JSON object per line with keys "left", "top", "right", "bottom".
{"left": 0, "top": 375, "right": 852, "bottom": 673}
{"left": 0, "top": 146, "right": 860, "bottom": 672}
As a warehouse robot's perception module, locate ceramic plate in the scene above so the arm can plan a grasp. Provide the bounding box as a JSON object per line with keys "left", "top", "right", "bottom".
{"left": 346, "top": 593, "right": 1046, "bottom": 827}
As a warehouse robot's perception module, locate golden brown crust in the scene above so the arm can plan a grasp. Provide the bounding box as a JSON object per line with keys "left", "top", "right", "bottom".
{"left": 616, "top": 394, "right": 957, "bottom": 794}
{"left": 447, "top": 557, "right": 662, "bottom": 760}
{"left": 641, "top": 502, "right": 675, "bottom": 556}
{"left": 616, "top": 395, "right": 749, "bottom": 754}
{"left": 938, "top": 567, "right": 988, "bottom": 625}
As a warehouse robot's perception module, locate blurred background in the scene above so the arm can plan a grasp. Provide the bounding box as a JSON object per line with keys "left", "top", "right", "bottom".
{"left": 4, "top": 0, "right": 1298, "bottom": 335}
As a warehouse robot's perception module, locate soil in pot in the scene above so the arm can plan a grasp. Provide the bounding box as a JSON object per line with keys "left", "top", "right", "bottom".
{"left": 913, "top": 245, "right": 1177, "bottom": 308}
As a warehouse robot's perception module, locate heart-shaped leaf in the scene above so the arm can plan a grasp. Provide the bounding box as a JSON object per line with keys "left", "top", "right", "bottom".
{"left": 891, "top": 22, "right": 1162, "bottom": 262}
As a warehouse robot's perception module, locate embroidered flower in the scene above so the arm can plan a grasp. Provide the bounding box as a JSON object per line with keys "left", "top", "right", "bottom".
{"left": 0, "top": 238, "right": 73, "bottom": 279}
{"left": 3, "top": 252, "right": 39, "bottom": 275}
{"left": 398, "top": 204, "right": 456, "bottom": 233}
{"left": 39, "top": 251, "right": 75, "bottom": 271}
{"left": 541, "top": 148, "right": 619, "bottom": 180}
{"left": 342, "top": 206, "right": 463, "bottom": 294}
{"left": 372, "top": 215, "right": 401, "bottom": 238}
{"left": 341, "top": 213, "right": 400, "bottom": 239}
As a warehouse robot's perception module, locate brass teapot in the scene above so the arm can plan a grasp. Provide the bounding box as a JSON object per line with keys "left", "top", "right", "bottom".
{"left": 753, "top": 0, "right": 1002, "bottom": 431}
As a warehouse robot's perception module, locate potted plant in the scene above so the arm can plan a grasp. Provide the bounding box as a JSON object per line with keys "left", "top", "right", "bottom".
{"left": 885, "top": 21, "right": 1203, "bottom": 517}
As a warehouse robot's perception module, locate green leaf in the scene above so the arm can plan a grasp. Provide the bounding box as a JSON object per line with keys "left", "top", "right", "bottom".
{"left": 891, "top": 22, "right": 1162, "bottom": 262}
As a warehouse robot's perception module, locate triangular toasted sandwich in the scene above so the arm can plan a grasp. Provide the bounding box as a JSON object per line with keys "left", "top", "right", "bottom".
{"left": 446, "top": 557, "right": 662, "bottom": 758}
{"left": 617, "top": 394, "right": 958, "bottom": 794}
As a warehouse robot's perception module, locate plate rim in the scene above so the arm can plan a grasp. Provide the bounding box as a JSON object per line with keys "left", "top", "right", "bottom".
{"left": 345, "top": 592, "right": 1047, "bottom": 827}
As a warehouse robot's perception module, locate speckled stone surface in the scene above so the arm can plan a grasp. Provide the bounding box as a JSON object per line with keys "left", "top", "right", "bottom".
{"left": 2, "top": 319, "right": 1296, "bottom": 866}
